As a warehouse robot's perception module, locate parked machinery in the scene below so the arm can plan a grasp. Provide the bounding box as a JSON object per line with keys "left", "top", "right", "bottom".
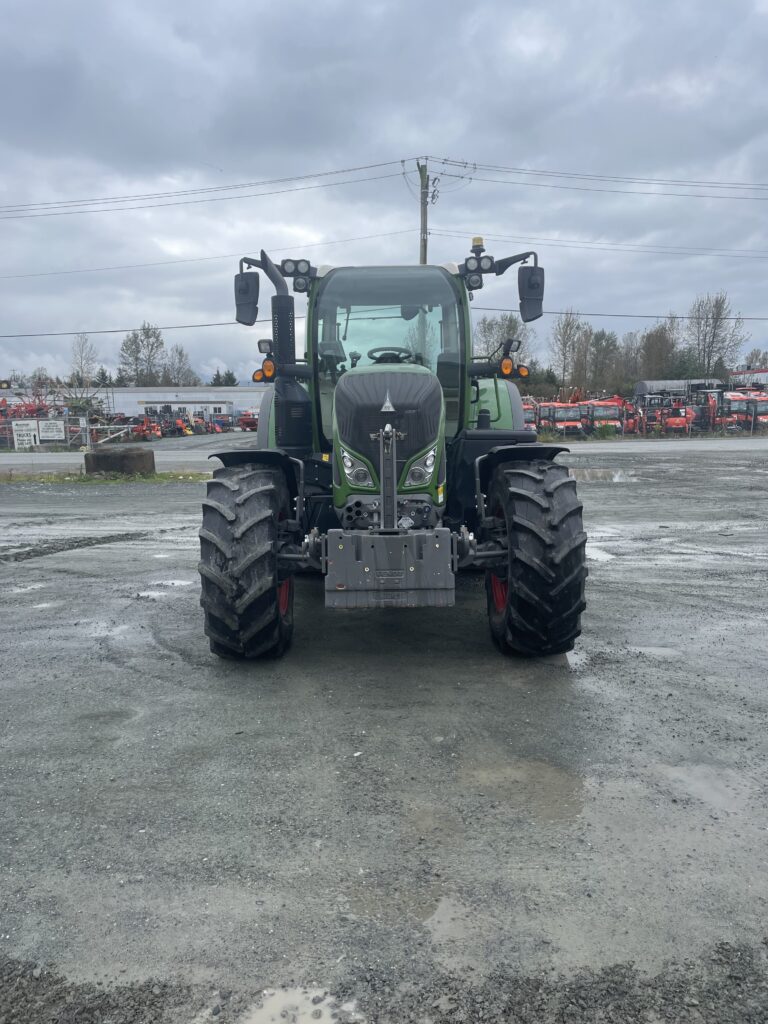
{"left": 197, "top": 238, "right": 588, "bottom": 660}
{"left": 537, "top": 401, "right": 586, "bottom": 438}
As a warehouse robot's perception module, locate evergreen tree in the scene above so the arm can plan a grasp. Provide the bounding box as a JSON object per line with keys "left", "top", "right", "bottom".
{"left": 221, "top": 369, "right": 239, "bottom": 386}
{"left": 209, "top": 368, "right": 224, "bottom": 386}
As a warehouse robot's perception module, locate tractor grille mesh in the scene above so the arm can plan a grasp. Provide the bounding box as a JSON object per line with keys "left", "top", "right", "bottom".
{"left": 334, "top": 370, "right": 443, "bottom": 474}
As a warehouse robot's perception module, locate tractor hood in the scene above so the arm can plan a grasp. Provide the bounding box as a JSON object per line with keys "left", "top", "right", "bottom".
{"left": 333, "top": 365, "right": 443, "bottom": 470}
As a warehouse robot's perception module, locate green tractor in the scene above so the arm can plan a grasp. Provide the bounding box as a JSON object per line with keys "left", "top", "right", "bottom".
{"left": 198, "top": 238, "right": 587, "bottom": 659}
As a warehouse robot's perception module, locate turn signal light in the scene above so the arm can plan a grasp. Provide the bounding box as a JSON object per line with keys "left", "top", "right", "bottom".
{"left": 262, "top": 358, "right": 276, "bottom": 379}
{"left": 252, "top": 368, "right": 264, "bottom": 382}
{"left": 500, "top": 356, "right": 514, "bottom": 377}
{"left": 517, "top": 364, "right": 530, "bottom": 378}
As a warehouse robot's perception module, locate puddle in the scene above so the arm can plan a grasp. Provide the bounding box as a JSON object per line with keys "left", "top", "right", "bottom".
{"left": 9, "top": 582, "right": 46, "bottom": 594}
{"left": 150, "top": 579, "right": 195, "bottom": 587}
{"left": 239, "top": 988, "right": 364, "bottom": 1024}
{"left": 570, "top": 468, "right": 637, "bottom": 483}
{"left": 347, "top": 879, "right": 442, "bottom": 923}
{"left": 655, "top": 763, "right": 754, "bottom": 813}
{"left": 422, "top": 896, "right": 491, "bottom": 972}
{"left": 586, "top": 544, "right": 615, "bottom": 562}
{"left": 424, "top": 895, "right": 473, "bottom": 944}
{"left": 136, "top": 590, "right": 166, "bottom": 600}
{"left": 460, "top": 756, "right": 584, "bottom": 822}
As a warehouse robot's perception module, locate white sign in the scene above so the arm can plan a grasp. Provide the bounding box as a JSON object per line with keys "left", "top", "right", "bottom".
{"left": 38, "top": 419, "right": 66, "bottom": 441}
{"left": 12, "top": 419, "right": 39, "bottom": 449}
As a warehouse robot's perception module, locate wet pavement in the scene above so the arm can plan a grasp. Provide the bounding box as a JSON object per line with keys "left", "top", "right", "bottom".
{"left": 1, "top": 440, "right": 768, "bottom": 1022}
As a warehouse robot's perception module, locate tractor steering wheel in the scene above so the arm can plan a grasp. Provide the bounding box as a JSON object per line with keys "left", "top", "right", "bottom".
{"left": 366, "top": 346, "right": 413, "bottom": 363}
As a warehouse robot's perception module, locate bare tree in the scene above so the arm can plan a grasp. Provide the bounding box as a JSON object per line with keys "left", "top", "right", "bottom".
{"left": 549, "top": 310, "right": 584, "bottom": 387}
{"left": 744, "top": 347, "right": 768, "bottom": 369}
{"left": 570, "top": 323, "right": 593, "bottom": 392}
{"left": 473, "top": 313, "right": 534, "bottom": 360}
{"left": 684, "top": 292, "right": 748, "bottom": 376}
{"left": 15, "top": 367, "right": 60, "bottom": 411}
{"left": 160, "top": 344, "right": 202, "bottom": 386}
{"left": 61, "top": 333, "right": 104, "bottom": 414}
{"left": 70, "top": 333, "right": 98, "bottom": 386}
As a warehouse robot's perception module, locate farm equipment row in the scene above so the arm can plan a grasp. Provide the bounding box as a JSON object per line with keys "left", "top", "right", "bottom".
{"left": 521, "top": 385, "right": 768, "bottom": 438}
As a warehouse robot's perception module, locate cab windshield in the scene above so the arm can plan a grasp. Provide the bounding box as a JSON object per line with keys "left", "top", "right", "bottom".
{"left": 754, "top": 400, "right": 768, "bottom": 413}
{"left": 592, "top": 407, "right": 620, "bottom": 419}
{"left": 554, "top": 407, "right": 579, "bottom": 421}
{"left": 313, "top": 266, "right": 464, "bottom": 439}
{"left": 728, "top": 400, "right": 748, "bottom": 412}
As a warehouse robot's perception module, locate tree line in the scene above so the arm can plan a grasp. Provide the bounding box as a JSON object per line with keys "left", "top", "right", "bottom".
{"left": 11, "top": 323, "right": 242, "bottom": 394}
{"left": 475, "top": 290, "right": 763, "bottom": 397}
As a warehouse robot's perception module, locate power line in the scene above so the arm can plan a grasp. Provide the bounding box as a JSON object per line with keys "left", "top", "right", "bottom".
{"left": 0, "top": 171, "right": 405, "bottom": 221}
{"left": 440, "top": 170, "right": 768, "bottom": 203}
{"left": 431, "top": 228, "right": 768, "bottom": 261}
{"left": 433, "top": 156, "right": 768, "bottom": 192}
{"left": 3, "top": 305, "right": 766, "bottom": 341}
{"left": 474, "top": 306, "right": 760, "bottom": 321}
{"left": 0, "top": 158, "right": 415, "bottom": 213}
{"left": 0, "top": 228, "right": 417, "bottom": 280}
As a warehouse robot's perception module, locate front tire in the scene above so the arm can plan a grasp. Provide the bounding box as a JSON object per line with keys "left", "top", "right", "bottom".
{"left": 198, "top": 465, "right": 294, "bottom": 659}
{"left": 485, "top": 460, "right": 587, "bottom": 657}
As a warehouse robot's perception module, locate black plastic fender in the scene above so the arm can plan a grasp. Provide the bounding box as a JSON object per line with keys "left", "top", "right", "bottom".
{"left": 475, "top": 444, "right": 569, "bottom": 522}
{"left": 209, "top": 447, "right": 300, "bottom": 500}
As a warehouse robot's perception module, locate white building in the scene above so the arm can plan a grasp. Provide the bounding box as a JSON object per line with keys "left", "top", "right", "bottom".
{"left": 105, "top": 385, "right": 269, "bottom": 418}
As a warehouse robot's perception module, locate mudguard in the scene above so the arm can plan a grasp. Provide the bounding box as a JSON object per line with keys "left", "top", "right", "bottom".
{"left": 209, "top": 447, "right": 300, "bottom": 499}
{"left": 475, "top": 443, "right": 568, "bottom": 492}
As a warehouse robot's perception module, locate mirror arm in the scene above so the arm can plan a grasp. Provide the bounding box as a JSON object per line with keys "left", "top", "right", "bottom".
{"left": 238, "top": 251, "right": 289, "bottom": 296}
{"left": 494, "top": 251, "right": 538, "bottom": 276}
{"left": 467, "top": 360, "right": 497, "bottom": 378}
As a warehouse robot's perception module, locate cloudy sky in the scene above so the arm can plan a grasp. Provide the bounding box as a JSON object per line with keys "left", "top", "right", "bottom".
{"left": 2, "top": 0, "right": 768, "bottom": 381}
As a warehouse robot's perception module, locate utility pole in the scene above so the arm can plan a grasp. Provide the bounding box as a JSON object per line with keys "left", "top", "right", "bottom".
{"left": 417, "top": 159, "right": 429, "bottom": 265}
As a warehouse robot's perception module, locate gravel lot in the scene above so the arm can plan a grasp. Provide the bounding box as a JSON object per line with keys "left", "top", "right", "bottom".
{"left": 1, "top": 440, "right": 767, "bottom": 1023}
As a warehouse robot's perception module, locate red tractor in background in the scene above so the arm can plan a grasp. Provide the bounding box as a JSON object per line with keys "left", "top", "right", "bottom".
{"left": 537, "top": 401, "right": 586, "bottom": 438}
{"left": 721, "top": 389, "right": 768, "bottom": 431}
{"left": 238, "top": 411, "right": 260, "bottom": 431}
{"left": 661, "top": 402, "right": 692, "bottom": 435}
{"left": 582, "top": 398, "right": 624, "bottom": 435}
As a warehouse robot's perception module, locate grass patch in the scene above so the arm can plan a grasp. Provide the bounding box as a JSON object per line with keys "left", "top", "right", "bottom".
{"left": 0, "top": 470, "right": 211, "bottom": 485}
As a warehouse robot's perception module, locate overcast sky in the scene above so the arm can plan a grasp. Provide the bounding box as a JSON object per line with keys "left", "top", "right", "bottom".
{"left": 2, "top": 0, "right": 768, "bottom": 381}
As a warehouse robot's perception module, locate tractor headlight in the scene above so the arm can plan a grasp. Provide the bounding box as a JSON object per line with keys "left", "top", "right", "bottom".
{"left": 340, "top": 448, "right": 375, "bottom": 489}
{"left": 405, "top": 446, "right": 437, "bottom": 488}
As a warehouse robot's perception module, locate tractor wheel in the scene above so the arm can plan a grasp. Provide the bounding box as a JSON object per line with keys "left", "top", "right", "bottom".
{"left": 485, "top": 460, "right": 587, "bottom": 657}
{"left": 198, "top": 464, "right": 294, "bottom": 659}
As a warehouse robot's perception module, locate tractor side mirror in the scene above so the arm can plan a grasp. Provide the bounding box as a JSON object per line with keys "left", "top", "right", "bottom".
{"left": 518, "top": 265, "right": 545, "bottom": 322}
{"left": 234, "top": 272, "right": 260, "bottom": 325}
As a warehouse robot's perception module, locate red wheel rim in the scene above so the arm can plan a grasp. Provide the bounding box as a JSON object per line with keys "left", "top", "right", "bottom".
{"left": 278, "top": 579, "right": 291, "bottom": 617}
{"left": 490, "top": 572, "right": 508, "bottom": 614}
